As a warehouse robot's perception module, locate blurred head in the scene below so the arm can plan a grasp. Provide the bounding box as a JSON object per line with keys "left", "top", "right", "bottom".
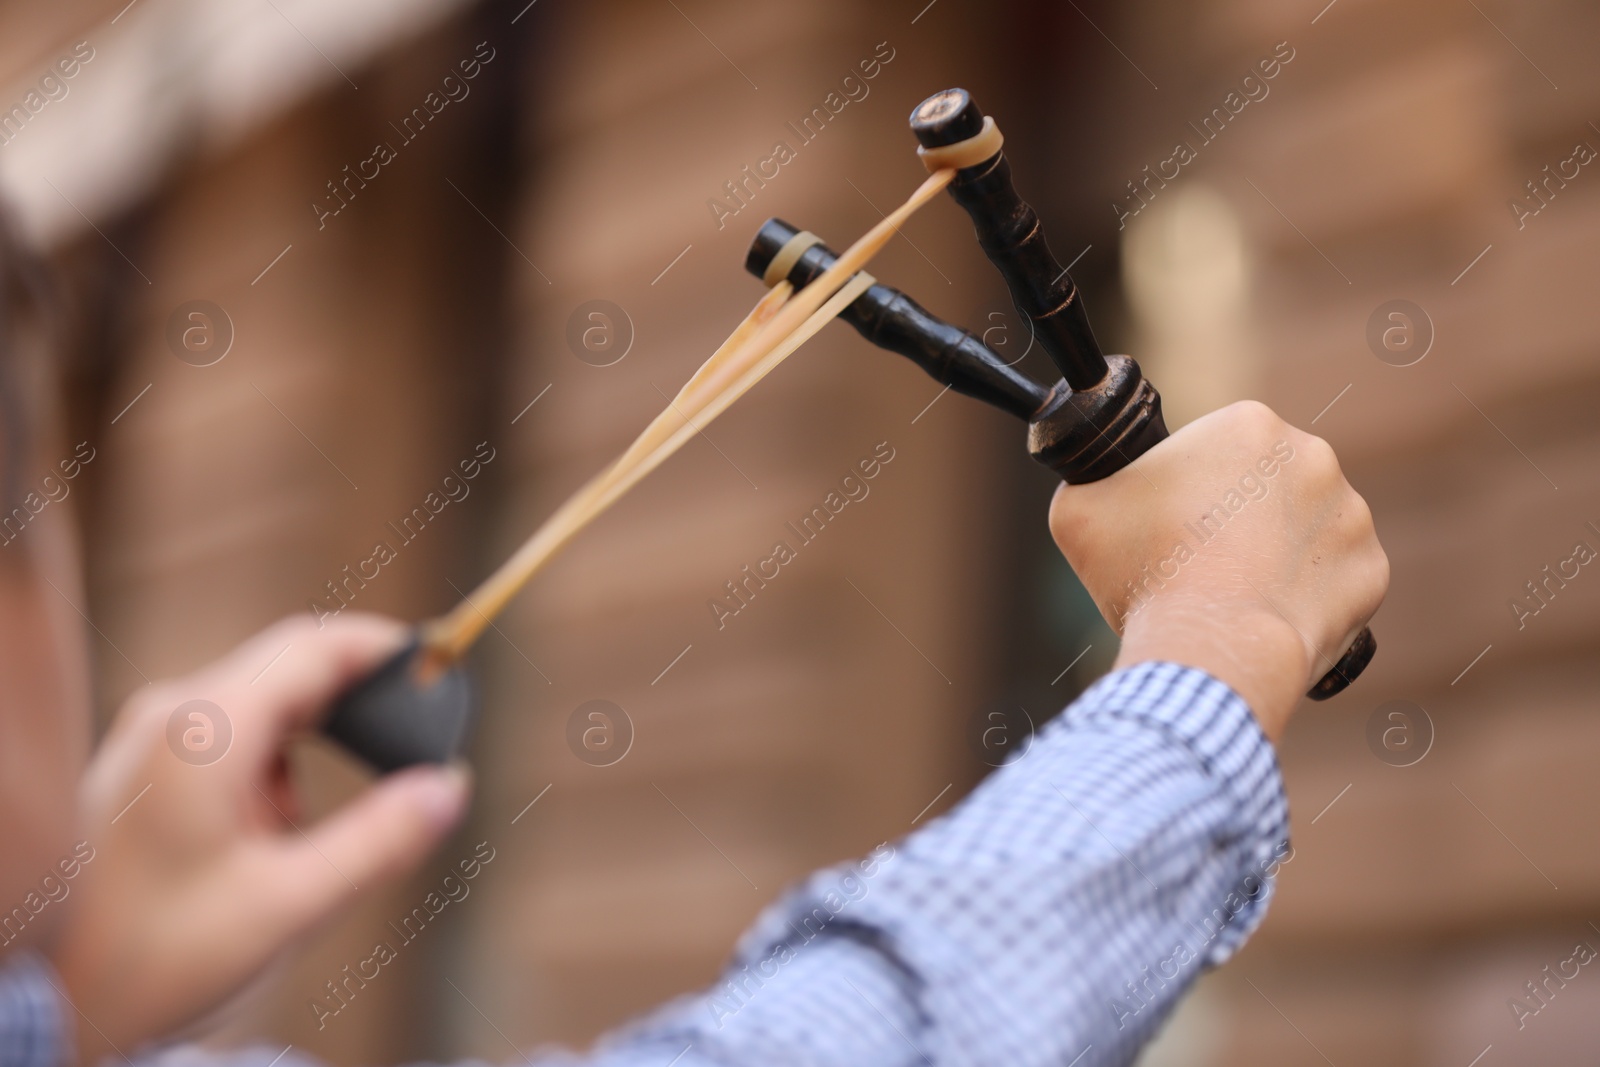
{"left": 0, "top": 215, "right": 92, "bottom": 922}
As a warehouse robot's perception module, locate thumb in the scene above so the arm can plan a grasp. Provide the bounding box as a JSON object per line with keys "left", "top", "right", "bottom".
{"left": 275, "top": 763, "right": 472, "bottom": 932}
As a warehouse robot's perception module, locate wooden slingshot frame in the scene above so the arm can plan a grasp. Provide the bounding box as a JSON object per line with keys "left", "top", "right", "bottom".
{"left": 320, "top": 142, "right": 1010, "bottom": 770}
{"left": 420, "top": 168, "right": 960, "bottom": 672}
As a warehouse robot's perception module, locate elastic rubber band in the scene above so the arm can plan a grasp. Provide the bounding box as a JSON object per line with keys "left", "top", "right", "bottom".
{"left": 763, "top": 230, "right": 823, "bottom": 288}
{"left": 916, "top": 115, "right": 1004, "bottom": 173}
{"left": 426, "top": 169, "right": 952, "bottom": 662}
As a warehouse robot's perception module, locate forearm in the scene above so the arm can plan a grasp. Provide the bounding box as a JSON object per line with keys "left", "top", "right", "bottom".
{"left": 30, "top": 663, "right": 1290, "bottom": 1067}
{"left": 602, "top": 662, "right": 1291, "bottom": 1067}
{"left": 1116, "top": 600, "right": 1308, "bottom": 742}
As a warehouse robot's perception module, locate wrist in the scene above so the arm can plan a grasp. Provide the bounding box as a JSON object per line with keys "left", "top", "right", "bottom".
{"left": 1115, "top": 600, "right": 1309, "bottom": 742}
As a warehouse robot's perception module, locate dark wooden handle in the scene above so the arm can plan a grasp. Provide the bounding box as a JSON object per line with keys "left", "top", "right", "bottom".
{"left": 1306, "top": 627, "right": 1377, "bottom": 701}
{"left": 911, "top": 86, "right": 1377, "bottom": 700}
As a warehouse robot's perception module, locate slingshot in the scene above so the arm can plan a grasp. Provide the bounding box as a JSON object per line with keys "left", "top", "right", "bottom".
{"left": 322, "top": 167, "right": 966, "bottom": 770}
{"left": 323, "top": 90, "right": 1374, "bottom": 774}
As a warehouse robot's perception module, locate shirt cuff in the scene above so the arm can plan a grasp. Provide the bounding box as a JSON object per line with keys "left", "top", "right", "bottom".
{"left": 1067, "top": 660, "right": 1292, "bottom": 962}
{"left": 0, "top": 952, "right": 71, "bottom": 1067}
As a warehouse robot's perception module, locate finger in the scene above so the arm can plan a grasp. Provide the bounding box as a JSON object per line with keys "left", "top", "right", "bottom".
{"left": 1046, "top": 480, "right": 1094, "bottom": 553}
{"left": 269, "top": 763, "right": 471, "bottom": 933}
{"left": 179, "top": 614, "right": 409, "bottom": 763}
{"left": 263, "top": 751, "right": 298, "bottom": 828}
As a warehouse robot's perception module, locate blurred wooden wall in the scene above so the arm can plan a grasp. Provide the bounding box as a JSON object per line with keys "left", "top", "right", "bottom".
{"left": 17, "top": 0, "right": 1600, "bottom": 1063}
{"left": 1033, "top": 0, "right": 1600, "bottom": 1063}
{"left": 453, "top": 0, "right": 1020, "bottom": 1053}
{"left": 12, "top": 0, "right": 1030, "bottom": 1061}
{"left": 12, "top": 2, "right": 522, "bottom": 1061}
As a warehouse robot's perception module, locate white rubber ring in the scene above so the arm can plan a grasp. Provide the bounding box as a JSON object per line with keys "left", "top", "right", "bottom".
{"left": 763, "top": 230, "right": 824, "bottom": 288}
{"left": 916, "top": 115, "right": 1004, "bottom": 173}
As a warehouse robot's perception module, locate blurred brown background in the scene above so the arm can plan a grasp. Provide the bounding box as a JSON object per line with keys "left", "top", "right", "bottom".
{"left": 2, "top": 0, "right": 1598, "bottom": 1064}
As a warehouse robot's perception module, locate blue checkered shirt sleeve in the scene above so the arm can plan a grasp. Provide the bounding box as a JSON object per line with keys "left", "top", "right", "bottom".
{"left": 586, "top": 660, "right": 1291, "bottom": 1066}
{"left": 0, "top": 662, "right": 1287, "bottom": 1067}
{"left": 0, "top": 954, "right": 67, "bottom": 1067}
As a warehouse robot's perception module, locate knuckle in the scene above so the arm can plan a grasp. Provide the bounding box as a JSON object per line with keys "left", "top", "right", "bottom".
{"left": 1047, "top": 485, "right": 1088, "bottom": 544}
{"left": 1341, "top": 486, "right": 1375, "bottom": 531}
{"left": 1337, "top": 493, "right": 1389, "bottom": 608}
{"left": 118, "top": 681, "right": 185, "bottom": 739}
{"left": 306, "top": 610, "right": 407, "bottom": 649}
{"left": 126, "top": 682, "right": 177, "bottom": 720}
{"left": 1358, "top": 549, "right": 1391, "bottom": 617}
{"left": 1049, "top": 507, "right": 1099, "bottom": 566}
{"left": 1296, "top": 433, "right": 1341, "bottom": 482}
{"left": 1222, "top": 399, "right": 1281, "bottom": 442}
{"left": 265, "top": 613, "right": 323, "bottom": 645}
